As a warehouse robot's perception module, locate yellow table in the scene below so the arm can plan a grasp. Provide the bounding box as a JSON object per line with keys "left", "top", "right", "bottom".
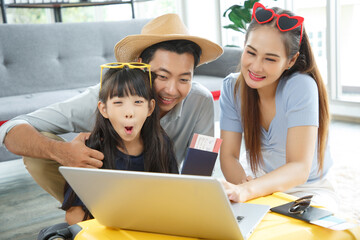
{"left": 75, "top": 192, "right": 360, "bottom": 240}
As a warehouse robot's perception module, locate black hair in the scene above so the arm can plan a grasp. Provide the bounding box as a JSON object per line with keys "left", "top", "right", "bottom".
{"left": 139, "top": 40, "right": 202, "bottom": 68}
{"left": 61, "top": 67, "right": 178, "bottom": 220}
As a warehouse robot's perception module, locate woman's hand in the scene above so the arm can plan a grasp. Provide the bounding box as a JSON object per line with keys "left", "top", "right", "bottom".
{"left": 220, "top": 178, "right": 252, "bottom": 202}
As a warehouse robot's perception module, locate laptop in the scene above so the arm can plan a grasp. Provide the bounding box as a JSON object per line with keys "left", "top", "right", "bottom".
{"left": 59, "top": 167, "right": 270, "bottom": 240}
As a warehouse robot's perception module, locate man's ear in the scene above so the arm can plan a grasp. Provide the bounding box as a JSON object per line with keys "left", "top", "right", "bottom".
{"left": 147, "top": 99, "right": 156, "bottom": 117}
{"left": 98, "top": 101, "right": 109, "bottom": 119}
{"left": 288, "top": 52, "right": 300, "bottom": 69}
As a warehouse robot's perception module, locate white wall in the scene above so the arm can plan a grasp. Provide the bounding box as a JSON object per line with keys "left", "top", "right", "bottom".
{"left": 180, "top": 0, "right": 222, "bottom": 45}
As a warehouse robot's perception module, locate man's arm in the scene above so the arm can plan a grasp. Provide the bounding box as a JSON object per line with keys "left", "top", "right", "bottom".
{"left": 0, "top": 84, "right": 103, "bottom": 167}
{"left": 4, "top": 124, "right": 103, "bottom": 167}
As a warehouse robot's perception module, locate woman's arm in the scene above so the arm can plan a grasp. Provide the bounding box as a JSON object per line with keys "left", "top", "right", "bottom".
{"left": 222, "top": 125, "right": 317, "bottom": 202}
{"left": 220, "top": 130, "right": 247, "bottom": 184}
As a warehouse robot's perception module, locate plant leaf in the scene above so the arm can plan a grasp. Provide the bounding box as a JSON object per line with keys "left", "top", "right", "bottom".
{"left": 223, "top": 24, "right": 245, "bottom": 33}
{"left": 245, "top": 0, "right": 261, "bottom": 10}
{"left": 242, "top": 9, "right": 252, "bottom": 22}
{"left": 223, "top": 0, "right": 277, "bottom": 32}
{"left": 229, "top": 9, "right": 245, "bottom": 27}
{"left": 225, "top": 44, "right": 241, "bottom": 48}
{"left": 223, "top": 4, "right": 241, "bottom": 17}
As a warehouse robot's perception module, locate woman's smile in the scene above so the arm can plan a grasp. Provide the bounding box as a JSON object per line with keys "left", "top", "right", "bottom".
{"left": 248, "top": 70, "right": 266, "bottom": 81}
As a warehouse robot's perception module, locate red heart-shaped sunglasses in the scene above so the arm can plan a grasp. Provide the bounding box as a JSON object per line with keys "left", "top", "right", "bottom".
{"left": 251, "top": 2, "right": 304, "bottom": 46}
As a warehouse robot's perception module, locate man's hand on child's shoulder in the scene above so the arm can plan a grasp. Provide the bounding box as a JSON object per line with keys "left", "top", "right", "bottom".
{"left": 52, "top": 132, "right": 104, "bottom": 168}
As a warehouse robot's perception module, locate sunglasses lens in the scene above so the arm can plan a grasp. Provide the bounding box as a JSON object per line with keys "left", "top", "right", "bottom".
{"left": 278, "top": 16, "right": 299, "bottom": 30}
{"left": 289, "top": 198, "right": 311, "bottom": 214}
{"left": 255, "top": 8, "right": 273, "bottom": 23}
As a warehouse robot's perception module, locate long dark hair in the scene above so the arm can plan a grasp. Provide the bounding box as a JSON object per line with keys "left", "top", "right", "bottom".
{"left": 235, "top": 7, "right": 329, "bottom": 174}
{"left": 62, "top": 67, "right": 177, "bottom": 220}
{"left": 89, "top": 67, "right": 174, "bottom": 172}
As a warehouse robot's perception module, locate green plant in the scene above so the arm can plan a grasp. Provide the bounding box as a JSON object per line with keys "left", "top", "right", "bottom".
{"left": 223, "top": 0, "right": 277, "bottom": 33}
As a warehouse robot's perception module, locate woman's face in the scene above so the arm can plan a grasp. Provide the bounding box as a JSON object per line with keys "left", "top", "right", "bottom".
{"left": 241, "top": 26, "right": 295, "bottom": 93}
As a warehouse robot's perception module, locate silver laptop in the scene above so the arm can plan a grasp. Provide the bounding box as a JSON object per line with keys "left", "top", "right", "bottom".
{"left": 59, "top": 167, "right": 270, "bottom": 240}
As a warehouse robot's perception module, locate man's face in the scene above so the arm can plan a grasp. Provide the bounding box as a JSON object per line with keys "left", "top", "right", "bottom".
{"left": 148, "top": 49, "right": 194, "bottom": 117}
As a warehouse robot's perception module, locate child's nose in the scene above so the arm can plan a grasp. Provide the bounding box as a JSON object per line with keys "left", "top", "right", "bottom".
{"left": 125, "top": 112, "right": 133, "bottom": 118}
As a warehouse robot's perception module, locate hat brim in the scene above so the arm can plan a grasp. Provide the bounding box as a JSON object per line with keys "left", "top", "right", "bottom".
{"left": 114, "top": 34, "right": 223, "bottom": 66}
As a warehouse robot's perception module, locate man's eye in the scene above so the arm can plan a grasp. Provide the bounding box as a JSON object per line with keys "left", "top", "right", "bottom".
{"left": 180, "top": 78, "right": 190, "bottom": 83}
{"left": 157, "top": 75, "right": 167, "bottom": 80}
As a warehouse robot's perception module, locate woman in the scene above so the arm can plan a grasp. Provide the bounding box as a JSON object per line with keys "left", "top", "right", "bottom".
{"left": 219, "top": 2, "right": 337, "bottom": 211}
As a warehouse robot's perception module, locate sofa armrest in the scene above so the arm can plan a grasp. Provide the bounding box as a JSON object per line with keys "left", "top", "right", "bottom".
{"left": 194, "top": 47, "right": 242, "bottom": 78}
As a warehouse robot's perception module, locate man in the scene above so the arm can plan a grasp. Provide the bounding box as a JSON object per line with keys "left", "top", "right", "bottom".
{"left": 0, "top": 14, "right": 223, "bottom": 202}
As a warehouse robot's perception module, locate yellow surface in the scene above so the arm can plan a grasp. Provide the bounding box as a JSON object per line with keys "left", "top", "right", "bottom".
{"left": 75, "top": 192, "right": 360, "bottom": 240}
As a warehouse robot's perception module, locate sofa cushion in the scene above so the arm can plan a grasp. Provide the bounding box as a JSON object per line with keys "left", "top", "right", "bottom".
{"left": 0, "top": 20, "right": 149, "bottom": 98}
{"left": 195, "top": 47, "right": 241, "bottom": 78}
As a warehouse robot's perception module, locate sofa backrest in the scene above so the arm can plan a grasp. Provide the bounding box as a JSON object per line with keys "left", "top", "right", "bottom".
{"left": 0, "top": 20, "right": 149, "bottom": 98}
{"left": 195, "top": 47, "right": 241, "bottom": 78}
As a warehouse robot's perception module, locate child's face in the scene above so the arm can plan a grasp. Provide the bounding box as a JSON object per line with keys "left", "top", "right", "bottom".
{"left": 241, "top": 26, "right": 298, "bottom": 94}
{"left": 98, "top": 95, "right": 155, "bottom": 149}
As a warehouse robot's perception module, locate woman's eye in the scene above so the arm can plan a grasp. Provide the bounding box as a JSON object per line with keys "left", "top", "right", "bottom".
{"left": 265, "top": 58, "right": 276, "bottom": 62}
{"left": 247, "top": 51, "right": 255, "bottom": 56}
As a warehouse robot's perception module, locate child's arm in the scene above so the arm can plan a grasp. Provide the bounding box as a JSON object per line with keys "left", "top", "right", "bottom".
{"left": 65, "top": 206, "right": 86, "bottom": 225}
{"left": 62, "top": 183, "right": 92, "bottom": 225}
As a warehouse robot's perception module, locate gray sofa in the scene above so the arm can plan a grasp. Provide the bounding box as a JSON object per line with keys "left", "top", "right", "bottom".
{"left": 0, "top": 20, "right": 241, "bottom": 162}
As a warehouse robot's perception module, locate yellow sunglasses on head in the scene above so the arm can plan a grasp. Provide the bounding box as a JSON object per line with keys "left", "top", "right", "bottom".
{"left": 100, "top": 62, "right": 152, "bottom": 89}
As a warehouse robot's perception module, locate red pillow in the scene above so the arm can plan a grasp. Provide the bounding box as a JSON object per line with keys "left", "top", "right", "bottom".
{"left": 211, "top": 90, "right": 221, "bottom": 101}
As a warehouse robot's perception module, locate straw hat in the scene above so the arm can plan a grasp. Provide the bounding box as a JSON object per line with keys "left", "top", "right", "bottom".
{"left": 114, "top": 13, "right": 223, "bottom": 66}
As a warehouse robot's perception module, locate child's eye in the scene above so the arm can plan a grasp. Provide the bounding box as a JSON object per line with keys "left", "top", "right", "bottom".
{"left": 114, "top": 101, "right": 123, "bottom": 104}
{"left": 135, "top": 100, "right": 144, "bottom": 104}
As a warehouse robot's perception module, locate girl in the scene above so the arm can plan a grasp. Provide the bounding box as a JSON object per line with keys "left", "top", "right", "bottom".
{"left": 219, "top": 3, "right": 338, "bottom": 211}
{"left": 62, "top": 63, "right": 178, "bottom": 224}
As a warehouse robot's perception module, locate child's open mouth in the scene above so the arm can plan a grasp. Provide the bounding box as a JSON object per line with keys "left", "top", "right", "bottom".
{"left": 125, "top": 126, "right": 133, "bottom": 134}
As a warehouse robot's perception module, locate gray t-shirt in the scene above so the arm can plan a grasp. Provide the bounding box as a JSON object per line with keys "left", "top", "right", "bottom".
{"left": 220, "top": 72, "right": 332, "bottom": 183}
{"left": 0, "top": 82, "right": 214, "bottom": 164}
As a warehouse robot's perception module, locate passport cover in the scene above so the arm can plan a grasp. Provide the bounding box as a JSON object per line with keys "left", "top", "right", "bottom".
{"left": 270, "top": 202, "right": 333, "bottom": 222}
{"left": 181, "top": 148, "right": 217, "bottom": 176}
